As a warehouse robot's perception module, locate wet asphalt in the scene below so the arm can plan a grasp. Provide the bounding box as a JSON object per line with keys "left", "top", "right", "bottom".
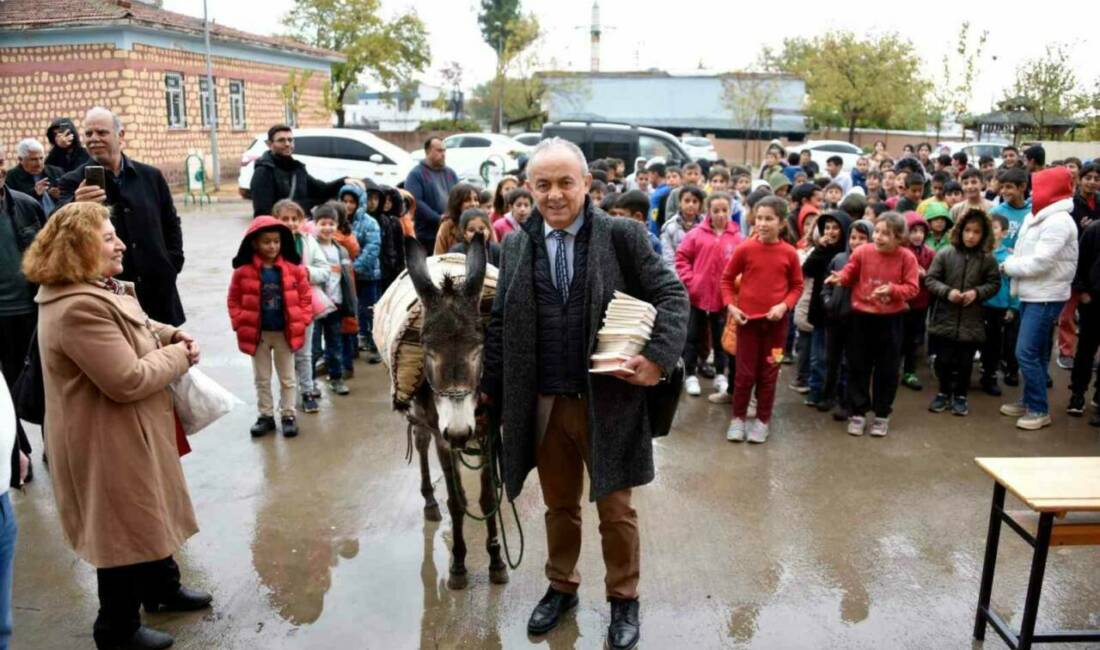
{"left": 10, "top": 201, "right": 1100, "bottom": 649}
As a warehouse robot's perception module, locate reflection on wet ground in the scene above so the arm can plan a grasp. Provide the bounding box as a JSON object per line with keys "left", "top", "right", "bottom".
{"left": 11, "top": 203, "right": 1100, "bottom": 649}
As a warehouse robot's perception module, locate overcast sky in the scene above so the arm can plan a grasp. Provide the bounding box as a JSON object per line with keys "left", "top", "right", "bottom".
{"left": 165, "top": 0, "right": 1099, "bottom": 114}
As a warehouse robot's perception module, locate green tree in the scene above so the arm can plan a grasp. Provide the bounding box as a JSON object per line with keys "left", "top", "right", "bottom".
{"left": 467, "top": 75, "right": 547, "bottom": 129}
{"left": 477, "top": 1, "right": 539, "bottom": 132}
{"left": 280, "top": 69, "right": 314, "bottom": 127}
{"left": 1007, "top": 44, "right": 1078, "bottom": 140}
{"left": 282, "top": 0, "right": 430, "bottom": 127}
{"left": 762, "top": 31, "right": 930, "bottom": 142}
{"left": 926, "top": 22, "right": 988, "bottom": 140}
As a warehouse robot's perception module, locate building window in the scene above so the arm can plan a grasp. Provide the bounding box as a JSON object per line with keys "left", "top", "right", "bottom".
{"left": 165, "top": 73, "right": 185, "bottom": 128}
{"left": 228, "top": 80, "right": 245, "bottom": 129}
{"left": 199, "top": 77, "right": 218, "bottom": 128}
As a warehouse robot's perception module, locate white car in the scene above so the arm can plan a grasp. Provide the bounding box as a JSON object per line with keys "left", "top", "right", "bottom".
{"left": 411, "top": 133, "right": 531, "bottom": 184}
{"left": 238, "top": 128, "right": 415, "bottom": 198}
{"left": 513, "top": 132, "right": 542, "bottom": 147}
{"left": 938, "top": 141, "right": 1005, "bottom": 168}
{"left": 680, "top": 135, "right": 718, "bottom": 162}
{"left": 796, "top": 140, "right": 864, "bottom": 172}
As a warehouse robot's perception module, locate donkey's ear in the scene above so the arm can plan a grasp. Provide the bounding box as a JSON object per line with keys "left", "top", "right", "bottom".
{"left": 464, "top": 231, "right": 487, "bottom": 300}
{"left": 404, "top": 236, "right": 438, "bottom": 304}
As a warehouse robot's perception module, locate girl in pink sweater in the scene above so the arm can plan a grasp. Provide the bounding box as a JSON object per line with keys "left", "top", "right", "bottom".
{"left": 825, "top": 211, "right": 920, "bottom": 437}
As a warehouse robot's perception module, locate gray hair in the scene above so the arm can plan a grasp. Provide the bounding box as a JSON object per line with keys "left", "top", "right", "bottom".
{"left": 16, "top": 138, "right": 44, "bottom": 159}
{"left": 527, "top": 137, "right": 588, "bottom": 175}
{"left": 85, "top": 106, "right": 123, "bottom": 133}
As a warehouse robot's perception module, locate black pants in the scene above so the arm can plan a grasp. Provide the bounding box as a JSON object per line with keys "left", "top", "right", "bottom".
{"left": 1070, "top": 298, "right": 1100, "bottom": 398}
{"left": 981, "top": 307, "right": 1020, "bottom": 379}
{"left": 823, "top": 321, "right": 849, "bottom": 408}
{"left": 683, "top": 307, "right": 726, "bottom": 375}
{"left": 933, "top": 337, "right": 979, "bottom": 397}
{"left": 94, "top": 556, "right": 180, "bottom": 645}
{"left": 846, "top": 312, "right": 903, "bottom": 418}
{"left": 795, "top": 329, "right": 812, "bottom": 384}
{"left": 0, "top": 313, "right": 36, "bottom": 459}
{"left": 901, "top": 307, "right": 927, "bottom": 374}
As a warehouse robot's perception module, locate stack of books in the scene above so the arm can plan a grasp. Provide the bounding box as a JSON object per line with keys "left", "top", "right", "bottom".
{"left": 590, "top": 291, "right": 657, "bottom": 375}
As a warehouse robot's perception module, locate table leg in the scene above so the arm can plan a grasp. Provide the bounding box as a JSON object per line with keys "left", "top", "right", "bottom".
{"left": 974, "top": 482, "right": 1006, "bottom": 641}
{"left": 1017, "top": 512, "right": 1053, "bottom": 650}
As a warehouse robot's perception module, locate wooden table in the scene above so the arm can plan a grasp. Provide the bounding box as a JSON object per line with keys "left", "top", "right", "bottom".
{"left": 973, "top": 457, "right": 1100, "bottom": 649}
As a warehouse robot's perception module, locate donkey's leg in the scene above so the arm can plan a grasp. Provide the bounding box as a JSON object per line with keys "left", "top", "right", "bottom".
{"left": 480, "top": 464, "right": 509, "bottom": 585}
{"left": 436, "top": 441, "right": 469, "bottom": 590}
{"left": 415, "top": 425, "right": 442, "bottom": 522}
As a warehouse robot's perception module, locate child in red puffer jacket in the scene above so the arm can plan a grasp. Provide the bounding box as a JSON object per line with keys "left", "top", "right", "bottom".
{"left": 228, "top": 216, "right": 312, "bottom": 438}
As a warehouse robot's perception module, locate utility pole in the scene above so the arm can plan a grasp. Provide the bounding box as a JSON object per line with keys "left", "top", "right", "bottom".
{"left": 202, "top": 0, "right": 220, "bottom": 189}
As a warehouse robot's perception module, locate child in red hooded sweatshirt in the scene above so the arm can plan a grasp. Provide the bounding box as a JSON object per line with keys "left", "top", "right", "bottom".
{"left": 900, "top": 211, "right": 936, "bottom": 391}
{"left": 228, "top": 217, "right": 313, "bottom": 438}
{"left": 825, "top": 211, "right": 920, "bottom": 438}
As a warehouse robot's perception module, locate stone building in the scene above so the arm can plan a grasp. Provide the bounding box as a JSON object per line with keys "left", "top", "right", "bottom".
{"left": 0, "top": 0, "right": 341, "bottom": 184}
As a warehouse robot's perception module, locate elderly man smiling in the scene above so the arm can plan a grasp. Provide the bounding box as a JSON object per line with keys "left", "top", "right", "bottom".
{"left": 4, "top": 138, "right": 62, "bottom": 214}
{"left": 481, "top": 138, "right": 687, "bottom": 650}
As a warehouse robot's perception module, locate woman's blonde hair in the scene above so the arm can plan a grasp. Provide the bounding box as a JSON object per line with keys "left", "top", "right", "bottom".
{"left": 22, "top": 202, "right": 111, "bottom": 285}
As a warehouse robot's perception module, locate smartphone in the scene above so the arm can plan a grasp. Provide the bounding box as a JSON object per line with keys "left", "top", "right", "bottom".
{"left": 84, "top": 165, "right": 106, "bottom": 191}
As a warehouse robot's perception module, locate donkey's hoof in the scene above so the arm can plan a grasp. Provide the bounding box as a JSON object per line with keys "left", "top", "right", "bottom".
{"left": 424, "top": 503, "right": 442, "bottom": 522}
{"left": 489, "top": 566, "right": 509, "bottom": 585}
{"left": 447, "top": 570, "right": 469, "bottom": 590}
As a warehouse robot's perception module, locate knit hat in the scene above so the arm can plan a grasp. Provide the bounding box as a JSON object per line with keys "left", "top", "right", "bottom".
{"left": 768, "top": 171, "right": 791, "bottom": 192}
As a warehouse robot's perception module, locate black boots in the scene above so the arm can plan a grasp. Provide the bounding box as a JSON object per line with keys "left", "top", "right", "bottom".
{"left": 608, "top": 598, "right": 640, "bottom": 650}
{"left": 143, "top": 586, "right": 213, "bottom": 613}
{"left": 249, "top": 416, "right": 275, "bottom": 437}
{"left": 527, "top": 586, "right": 578, "bottom": 635}
{"left": 281, "top": 416, "right": 299, "bottom": 438}
{"left": 98, "top": 626, "right": 174, "bottom": 650}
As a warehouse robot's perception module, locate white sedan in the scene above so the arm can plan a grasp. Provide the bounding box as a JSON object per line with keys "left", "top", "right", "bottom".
{"left": 680, "top": 135, "right": 718, "bottom": 162}
{"left": 796, "top": 140, "right": 864, "bottom": 172}
{"left": 238, "top": 128, "right": 414, "bottom": 198}
{"left": 411, "top": 133, "right": 530, "bottom": 185}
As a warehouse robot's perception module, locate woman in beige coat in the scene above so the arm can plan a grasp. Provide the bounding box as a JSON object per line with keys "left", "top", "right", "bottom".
{"left": 22, "top": 202, "right": 211, "bottom": 650}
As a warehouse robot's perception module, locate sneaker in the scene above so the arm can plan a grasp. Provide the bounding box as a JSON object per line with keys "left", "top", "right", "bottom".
{"left": 747, "top": 419, "right": 769, "bottom": 443}
{"left": 699, "top": 363, "right": 717, "bottom": 379}
{"left": 980, "top": 377, "right": 1002, "bottom": 396}
{"left": 358, "top": 336, "right": 370, "bottom": 351}
{"left": 1089, "top": 411, "right": 1100, "bottom": 427}
{"left": 714, "top": 374, "right": 729, "bottom": 394}
{"left": 951, "top": 396, "right": 970, "bottom": 416}
{"left": 302, "top": 395, "right": 320, "bottom": 414}
{"left": 803, "top": 392, "right": 823, "bottom": 407}
{"left": 869, "top": 417, "right": 889, "bottom": 437}
{"left": 367, "top": 345, "right": 383, "bottom": 364}
{"left": 1003, "top": 372, "right": 1019, "bottom": 387}
{"left": 726, "top": 418, "right": 747, "bottom": 442}
{"left": 847, "top": 415, "right": 866, "bottom": 436}
{"left": 1067, "top": 394, "right": 1086, "bottom": 416}
{"left": 1057, "top": 355, "right": 1074, "bottom": 370}
{"left": 314, "top": 358, "right": 326, "bottom": 375}
{"left": 685, "top": 375, "right": 701, "bottom": 396}
{"left": 281, "top": 416, "right": 299, "bottom": 438}
{"left": 901, "top": 373, "right": 922, "bottom": 391}
{"left": 832, "top": 406, "right": 849, "bottom": 422}
{"left": 707, "top": 390, "right": 731, "bottom": 404}
{"left": 250, "top": 416, "right": 276, "bottom": 438}
{"left": 788, "top": 381, "right": 810, "bottom": 394}
{"left": 929, "top": 393, "right": 950, "bottom": 413}
{"left": 816, "top": 398, "right": 835, "bottom": 413}
{"left": 1016, "top": 412, "right": 1052, "bottom": 430}
{"left": 329, "top": 378, "right": 350, "bottom": 396}
{"left": 1000, "top": 402, "right": 1026, "bottom": 417}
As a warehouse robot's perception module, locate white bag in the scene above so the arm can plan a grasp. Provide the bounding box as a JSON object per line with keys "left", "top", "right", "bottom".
{"left": 169, "top": 368, "right": 242, "bottom": 436}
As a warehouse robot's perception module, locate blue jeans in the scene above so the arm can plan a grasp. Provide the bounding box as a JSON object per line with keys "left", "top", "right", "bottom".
{"left": 1016, "top": 301, "right": 1063, "bottom": 414}
{"left": 356, "top": 279, "right": 380, "bottom": 344}
{"left": 312, "top": 312, "right": 343, "bottom": 380}
{"left": 0, "top": 493, "right": 18, "bottom": 650}
{"left": 808, "top": 327, "right": 828, "bottom": 398}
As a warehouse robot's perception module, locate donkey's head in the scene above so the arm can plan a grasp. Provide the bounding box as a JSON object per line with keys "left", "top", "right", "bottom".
{"left": 406, "top": 234, "right": 488, "bottom": 449}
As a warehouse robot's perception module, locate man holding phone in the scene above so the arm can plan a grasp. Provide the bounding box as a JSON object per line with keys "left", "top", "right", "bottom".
{"left": 4, "top": 139, "right": 61, "bottom": 215}
{"left": 56, "top": 106, "right": 187, "bottom": 326}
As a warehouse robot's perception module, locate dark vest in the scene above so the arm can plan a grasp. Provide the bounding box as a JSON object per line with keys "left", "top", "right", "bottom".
{"left": 534, "top": 222, "right": 590, "bottom": 394}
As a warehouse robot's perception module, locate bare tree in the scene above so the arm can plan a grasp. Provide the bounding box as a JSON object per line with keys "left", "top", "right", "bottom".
{"left": 722, "top": 74, "right": 780, "bottom": 165}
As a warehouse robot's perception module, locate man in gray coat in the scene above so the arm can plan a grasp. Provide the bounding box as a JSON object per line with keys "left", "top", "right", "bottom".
{"left": 481, "top": 138, "right": 688, "bottom": 650}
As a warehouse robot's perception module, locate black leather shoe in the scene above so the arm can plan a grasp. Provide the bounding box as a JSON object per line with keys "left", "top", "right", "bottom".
{"left": 144, "top": 586, "right": 212, "bottom": 613}
{"left": 527, "top": 586, "right": 578, "bottom": 635}
{"left": 608, "top": 598, "right": 640, "bottom": 650}
{"left": 250, "top": 416, "right": 276, "bottom": 437}
{"left": 281, "top": 416, "right": 299, "bottom": 438}
{"left": 105, "top": 626, "right": 174, "bottom": 650}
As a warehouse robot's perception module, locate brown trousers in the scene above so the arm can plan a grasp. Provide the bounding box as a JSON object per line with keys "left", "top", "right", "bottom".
{"left": 536, "top": 396, "right": 639, "bottom": 600}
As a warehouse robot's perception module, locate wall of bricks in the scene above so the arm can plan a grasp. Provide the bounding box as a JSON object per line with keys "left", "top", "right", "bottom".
{"left": 0, "top": 42, "right": 331, "bottom": 185}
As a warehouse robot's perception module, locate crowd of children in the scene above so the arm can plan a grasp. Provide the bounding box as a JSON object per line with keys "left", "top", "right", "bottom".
{"left": 231, "top": 138, "right": 1100, "bottom": 443}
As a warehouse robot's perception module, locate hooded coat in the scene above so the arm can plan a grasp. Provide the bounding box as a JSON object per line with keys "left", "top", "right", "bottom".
{"left": 343, "top": 183, "right": 382, "bottom": 281}
{"left": 924, "top": 202, "right": 955, "bottom": 252}
{"left": 227, "top": 217, "right": 312, "bottom": 355}
{"left": 822, "top": 219, "right": 874, "bottom": 323}
{"left": 375, "top": 185, "right": 407, "bottom": 286}
{"left": 36, "top": 280, "right": 194, "bottom": 568}
{"left": 44, "top": 118, "right": 91, "bottom": 173}
{"left": 675, "top": 217, "right": 744, "bottom": 312}
{"left": 1003, "top": 167, "right": 1079, "bottom": 302}
{"left": 660, "top": 212, "right": 701, "bottom": 268}
{"left": 903, "top": 211, "right": 936, "bottom": 310}
{"left": 925, "top": 212, "right": 1001, "bottom": 343}
{"left": 802, "top": 212, "right": 847, "bottom": 328}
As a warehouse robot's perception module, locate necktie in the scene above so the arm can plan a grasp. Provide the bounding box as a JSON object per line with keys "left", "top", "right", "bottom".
{"left": 551, "top": 229, "right": 569, "bottom": 304}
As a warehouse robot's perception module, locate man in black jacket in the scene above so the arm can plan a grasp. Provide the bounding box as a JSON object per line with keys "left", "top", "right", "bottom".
{"left": 249, "top": 124, "right": 358, "bottom": 216}
{"left": 481, "top": 138, "right": 688, "bottom": 650}
{"left": 57, "top": 107, "right": 187, "bottom": 326}
{"left": 5, "top": 139, "right": 62, "bottom": 214}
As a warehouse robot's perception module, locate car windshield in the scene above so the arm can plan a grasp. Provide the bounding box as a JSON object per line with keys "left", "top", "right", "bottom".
{"left": 684, "top": 137, "right": 710, "bottom": 147}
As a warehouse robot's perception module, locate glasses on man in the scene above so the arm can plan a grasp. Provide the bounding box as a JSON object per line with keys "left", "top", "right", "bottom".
{"left": 273, "top": 137, "right": 294, "bottom": 144}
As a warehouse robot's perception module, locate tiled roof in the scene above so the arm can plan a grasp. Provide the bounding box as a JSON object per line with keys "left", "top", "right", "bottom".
{"left": 0, "top": 0, "right": 343, "bottom": 61}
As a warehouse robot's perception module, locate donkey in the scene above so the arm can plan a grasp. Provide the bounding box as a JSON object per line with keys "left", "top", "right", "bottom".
{"left": 403, "top": 233, "right": 508, "bottom": 590}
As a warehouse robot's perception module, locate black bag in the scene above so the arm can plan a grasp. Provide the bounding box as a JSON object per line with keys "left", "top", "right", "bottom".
{"left": 12, "top": 329, "right": 45, "bottom": 425}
